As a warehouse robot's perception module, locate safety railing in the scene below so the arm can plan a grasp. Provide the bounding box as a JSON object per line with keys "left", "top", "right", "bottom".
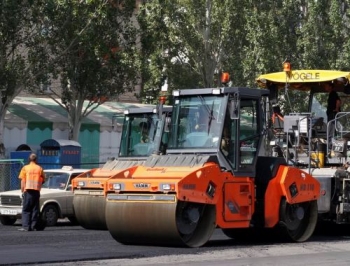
{"left": 327, "top": 112, "right": 350, "bottom": 157}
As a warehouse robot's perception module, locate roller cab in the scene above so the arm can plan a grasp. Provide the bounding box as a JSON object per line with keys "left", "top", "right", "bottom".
{"left": 105, "top": 86, "right": 320, "bottom": 247}
{"left": 72, "top": 106, "right": 172, "bottom": 229}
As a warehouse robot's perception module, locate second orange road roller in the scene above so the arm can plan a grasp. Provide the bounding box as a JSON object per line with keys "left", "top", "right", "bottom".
{"left": 72, "top": 106, "right": 172, "bottom": 229}
{"left": 104, "top": 84, "right": 320, "bottom": 247}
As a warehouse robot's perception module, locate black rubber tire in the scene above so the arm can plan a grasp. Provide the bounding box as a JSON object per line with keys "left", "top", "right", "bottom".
{"left": 278, "top": 198, "right": 318, "bottom": 242}
{"left": 41, "top": 205, "right": 59, "bottom": 226}
{"left": 0, "top": 216, "right": 17, "bottom": 225}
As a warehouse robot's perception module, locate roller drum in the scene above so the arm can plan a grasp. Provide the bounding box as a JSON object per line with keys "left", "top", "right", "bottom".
{"left": 106, "top": 198, "right": 216, "bottom": 247}
{"left": 73, "top": 194, "right": 107, "bottom": 230}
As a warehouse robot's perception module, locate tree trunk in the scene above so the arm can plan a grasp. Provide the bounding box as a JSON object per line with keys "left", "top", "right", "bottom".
{"left": 71, "top": 119, "right": 82, "bottom": 141}
{"left": 0, "top": 104, "right": 8, "bottom": 159}
{"left": 67, "top": 96, "right": 84, "bottom": 142}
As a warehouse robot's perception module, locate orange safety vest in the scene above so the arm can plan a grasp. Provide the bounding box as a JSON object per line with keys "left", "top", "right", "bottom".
{"left": 19, "top": 162, "right": 45, "bottom": 191}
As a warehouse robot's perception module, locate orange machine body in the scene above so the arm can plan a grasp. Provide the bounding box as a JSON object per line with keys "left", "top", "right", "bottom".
{"left": 104, "top": 86, "right": 321, "bottom": 247}
{"left": 105, "top": 160, "right": 320, "bottom": 229}
{"left": 72, "top": 168, "right": 122, "bottom": 191}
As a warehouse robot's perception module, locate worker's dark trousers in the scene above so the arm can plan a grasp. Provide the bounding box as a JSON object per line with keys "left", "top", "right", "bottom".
{"left": 22, "top": 190, "right": 40, "bottom": 230}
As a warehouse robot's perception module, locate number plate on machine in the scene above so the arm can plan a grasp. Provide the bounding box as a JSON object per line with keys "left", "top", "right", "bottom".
{"left": 0, "top": 209, "right": 17, "bottom": 215}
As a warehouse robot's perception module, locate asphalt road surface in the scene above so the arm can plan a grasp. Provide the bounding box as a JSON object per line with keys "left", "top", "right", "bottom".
{"left": 1, "top": 219, "right": 350, "bottom": 266}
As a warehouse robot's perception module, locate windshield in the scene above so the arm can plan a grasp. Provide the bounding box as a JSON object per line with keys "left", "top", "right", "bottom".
{"left": 42, "top": 173, "right": 70, "bottom": 190}
{"left": 168, "top": 95, "right": 225, "bottom": 149}
{"left": 119, "top": 113, "right": 161, "bottom": 157}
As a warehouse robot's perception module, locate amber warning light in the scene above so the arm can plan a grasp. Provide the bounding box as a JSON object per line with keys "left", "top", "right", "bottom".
{"left": 283, "top": 62, "right": 291, "bottom": 72}
{"left": 159, "top": 96, "right": 166, "bottom": 104}
{"left": 221, "top": 72, "right": 230, "bottom": 84}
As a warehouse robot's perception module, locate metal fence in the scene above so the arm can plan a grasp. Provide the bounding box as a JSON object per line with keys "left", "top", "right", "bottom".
{"left": 0, "top": 158, "right": 106, "bottom": 192}
{"left": 0, "top": 159, "right": 24, "bottom": 192}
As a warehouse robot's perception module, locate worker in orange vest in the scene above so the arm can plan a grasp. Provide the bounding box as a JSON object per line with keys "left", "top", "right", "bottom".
{"left": 18, "top": 153, "right": 45, "bottom": 231}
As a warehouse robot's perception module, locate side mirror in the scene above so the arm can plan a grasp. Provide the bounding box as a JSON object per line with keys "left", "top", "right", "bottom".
{"left": 229, "top": 93, "right": 240, "bottom": 120}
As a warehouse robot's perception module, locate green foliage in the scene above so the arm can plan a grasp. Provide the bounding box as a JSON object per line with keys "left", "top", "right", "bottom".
{"left": 3, "top": 0, "right": 350, "bottom": 144}
{"left": 137, "top": 0, "right": 350, "bottom": 114}
{"left": 35, "top": 0, "right": 140, "bottom": 140}
{"left": 138, "top": 0, "right": 248, "bottom": 103}
{"left": 0, "top": 0, "right": 37, "bottom": 102}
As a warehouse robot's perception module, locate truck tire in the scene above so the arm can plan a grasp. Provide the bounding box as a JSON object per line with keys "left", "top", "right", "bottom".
{"left": 0, "top": 216, "right": 17, "bottom": 225}
{"left": 41, "top": 205, "right": 59, "bottom": 226}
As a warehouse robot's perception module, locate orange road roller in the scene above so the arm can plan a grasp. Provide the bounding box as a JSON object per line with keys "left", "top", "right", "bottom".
{"left": 72, "top": 106, "right": 172, "bottom": 229}
{"left": 105, "top": 86, "right": 320, "bottom": 247}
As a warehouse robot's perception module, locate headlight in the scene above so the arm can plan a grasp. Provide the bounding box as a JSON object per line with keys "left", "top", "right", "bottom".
{"left": 160, "top": 183, "right": 175, "bottom": 191}
{"left": 113, "top": 183, "right": 122, "bottom": 190}
{"left": 108, "top": 182, "right": 124, "bottom": 191}
{"left": 78, "top": 181, "right": 85, "bottom": 187}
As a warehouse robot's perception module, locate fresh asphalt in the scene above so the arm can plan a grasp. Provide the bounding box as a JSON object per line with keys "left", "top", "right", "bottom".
{"left": 1, "top": 219, "right": 350, "bottom": 265}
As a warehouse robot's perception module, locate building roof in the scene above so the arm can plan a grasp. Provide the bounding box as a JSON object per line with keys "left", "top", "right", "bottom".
{"left": 5, "top": 97, "right": 153, "bottom": 132}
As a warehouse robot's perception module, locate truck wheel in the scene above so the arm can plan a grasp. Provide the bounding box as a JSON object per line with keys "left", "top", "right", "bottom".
{"left": 0, "top": 216, "right": 17, "bottom": 225}
{"left": 41, "top": 205, "right": 59, "bottom": 226}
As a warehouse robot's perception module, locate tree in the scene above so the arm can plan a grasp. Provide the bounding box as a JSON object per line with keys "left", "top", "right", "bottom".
{"left": 241, "top": 0, "right": 307, "bottom": 112}
{"left": 38, "top": 0, "right": 140, "bottom": 140}
{"left": 138, "top": 0, "right": 247, "bottom": 103}
{"left": 0, "top": 0, "right": 44, "bottom": 157}
{"left": 137, "top": 0, "right": 350, "bottom": 112}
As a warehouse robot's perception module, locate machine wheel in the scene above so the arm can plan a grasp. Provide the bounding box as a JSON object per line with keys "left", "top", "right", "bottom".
{"left": 106, "top": 199, "right": 216, "bottom": 247}
{"left": 0, "top": 216, "right": 17, "bottom": 225}
{"left": 41, "top": 204, "right": 59, "bottom": 226}
{"left": 175, "top": 201, "right": 216, "bottom": 247}
{"left": 278, "top": 198, "right": 318, "bottom": 242}
{"left": 73, "top": 195, "right": 107, "bottom": 230}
